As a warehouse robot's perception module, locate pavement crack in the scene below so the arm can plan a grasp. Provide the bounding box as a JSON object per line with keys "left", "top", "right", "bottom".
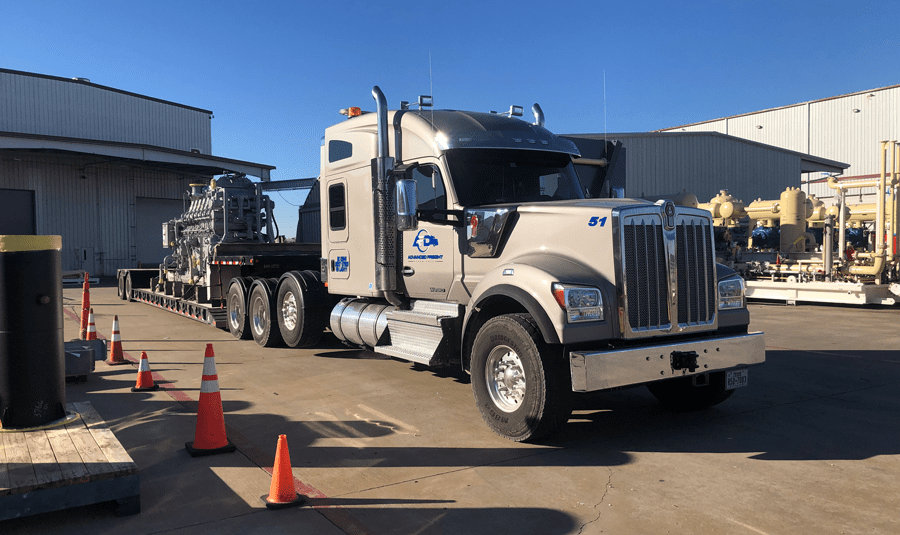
{"left": 144, "top": 509, "right": 267, "bottom": 534}
{"left": 576, "top": 466, "right": 613, "bottom": 535}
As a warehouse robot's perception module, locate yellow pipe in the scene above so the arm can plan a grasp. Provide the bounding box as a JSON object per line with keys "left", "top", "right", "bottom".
{"left": 848, "top": 141, "right": 889, "bottom": 276}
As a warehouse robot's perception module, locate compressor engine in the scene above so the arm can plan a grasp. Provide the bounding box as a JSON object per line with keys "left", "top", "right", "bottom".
{"left": 161, "top": 173, "right": 277, "bottom": 286}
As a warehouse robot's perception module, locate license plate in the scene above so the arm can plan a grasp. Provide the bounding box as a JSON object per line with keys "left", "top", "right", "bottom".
{"left": 726, "top": 369, "right": 748, "bottom": 390}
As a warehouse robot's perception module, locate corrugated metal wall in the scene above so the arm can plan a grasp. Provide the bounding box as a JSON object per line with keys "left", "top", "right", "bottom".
{"left": 0, "top": 70, "right": 212, "bottom": 154}
{"left": 570, "top": 133, "right": 800, "bottom": 205}
{"left": 662, "top": 85, "right": 900, "bottom": 202}
{"left": 0, "top": 152, "right": 194, "bottom": 275}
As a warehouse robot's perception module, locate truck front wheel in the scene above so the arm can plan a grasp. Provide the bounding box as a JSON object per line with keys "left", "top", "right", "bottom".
{"left": 646, "top": 371, "right": 735, "bottom": 411}
{"left": 470, "top": 314, "right": 572, "bottom": 442}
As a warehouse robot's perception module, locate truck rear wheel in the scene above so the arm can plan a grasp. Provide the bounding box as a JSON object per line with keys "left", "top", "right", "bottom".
{"left": 249, "top": 278, "right": 283, "bottom": 347}
{"left": 646, "top": 371, "right": 735, "bottom": 411}
{"left": 470, "top": 313, "right": 572, "bottom": 442}
{"left": 226, "top": 279, "right": 252, "bottom": 340}
{"left": 276, "top": 271, "right": 326, "bottom": 348}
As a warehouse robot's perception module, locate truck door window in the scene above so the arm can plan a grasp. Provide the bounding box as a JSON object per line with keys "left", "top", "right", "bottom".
{"left": 328, "top": 183, "right": 346, "bottom": 230}
{"left": 412, "top": 165, "right": 446, "bottom": 212}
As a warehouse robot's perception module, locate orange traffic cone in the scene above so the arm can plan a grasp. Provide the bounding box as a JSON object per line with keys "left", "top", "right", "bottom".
{"left": 131, "top": 351, "right": 160, "bottom": 392}
{"left": 185, "top": 344, "right": 236, "bottom": 457}
{"left": 85, "top": 308, "right": 97, "bottom": 341}
{"left": 106, "top": 315, "right": 128, "bottom": 365}
{"left": 261, "top": 435, "right": 305, "bottom": 509}
{"left": 79, "top": 273, "right": 90, "bottom": 339}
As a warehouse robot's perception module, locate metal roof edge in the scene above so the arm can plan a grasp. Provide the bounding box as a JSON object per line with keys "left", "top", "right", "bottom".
{"left": 0, "top": 131, "right": 274, "bottom": 180}
{"left": 0, "top": 68, "right": 214, "bottom": 115}
{"left": 656, "top": 83, "right": 900, "bottom": 132}
{"left": 563, "top": 131, "right": 849, "bottom": 172}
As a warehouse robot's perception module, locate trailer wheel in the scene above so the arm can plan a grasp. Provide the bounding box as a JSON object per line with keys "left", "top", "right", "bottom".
{"left": 124, "top": 274, "right": 134, "bottom": 302}
{"left": 470, "top": 313, "right": 572, "bottom": 442}
{"left": 646, "top": 371, "right": 735, "bottom": 411}
{"left": 226, "top": 279, "right": 252, "bottom": 340}
{"left": 118, "top": 273, "right": 127, "bottom": 300}
{"left": 276, "top": 271, "right": 326, "bottom": 348}
{"left": 249, "top": 278, "right": 283, "bottom": 347}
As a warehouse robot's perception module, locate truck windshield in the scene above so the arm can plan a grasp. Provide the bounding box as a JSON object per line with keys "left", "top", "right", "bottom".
{"left": 445, "top": 149, "right": 584, "bottom": 206}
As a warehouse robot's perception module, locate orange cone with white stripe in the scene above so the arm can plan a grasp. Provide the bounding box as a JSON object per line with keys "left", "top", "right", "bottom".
{"left": 131, "top": 351, "right": 159, "bottom": 392}
{"left": 85, "top": 308, "right": 97, "bottom": 341}
{"left": 106, "top": 315, "right": 128, "bottom": 365}
{"left": 79, "top": 273, "right": 90, "bottom": 339}
{"left": 261, "top": 435, "right": 305, "bottom": 509}
{"left": 185, "top": 344, "right": 236, "bottom": 457}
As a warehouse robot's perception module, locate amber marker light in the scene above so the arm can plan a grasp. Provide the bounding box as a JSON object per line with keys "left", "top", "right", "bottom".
{"left": 339, "top": 107, "right": 362, "bottom": 117}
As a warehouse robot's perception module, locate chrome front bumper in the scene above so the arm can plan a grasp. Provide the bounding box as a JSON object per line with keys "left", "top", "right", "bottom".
{"left": 569, "top": 332, "right": 766, "bottom": 392}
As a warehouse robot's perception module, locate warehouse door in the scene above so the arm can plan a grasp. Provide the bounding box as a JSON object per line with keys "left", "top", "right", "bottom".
{"left": 135, "top": 197, "right": 184, "bottom": 267}
{"left": 0, "top": 189, "right": 36, "bottom": 235}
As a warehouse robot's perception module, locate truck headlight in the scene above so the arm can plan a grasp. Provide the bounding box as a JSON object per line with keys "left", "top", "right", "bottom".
{"left": 552, "top": 283, "right": 604, "bottom": 322}
{"left": 718, "top": 277, "right": 746, "bottom": 310}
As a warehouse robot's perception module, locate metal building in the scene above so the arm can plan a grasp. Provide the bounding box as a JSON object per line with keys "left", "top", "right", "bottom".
{"left": 658, "top": 84, "right": 900, "bottom": 202}
{"left": 563, "top": 132, "right": 847, "bottom": 206}
{"left": 0, "top": 68, "right": 273, "bottom": 276}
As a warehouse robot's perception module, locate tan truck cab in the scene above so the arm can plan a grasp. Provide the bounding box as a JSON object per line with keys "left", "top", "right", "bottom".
{"left": 320, "top": 87, "right": 765, "bottom": 441}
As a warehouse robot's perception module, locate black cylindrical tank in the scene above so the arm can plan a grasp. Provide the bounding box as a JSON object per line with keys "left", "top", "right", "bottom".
{"left": 0, "top": 235, "right": 66, "bottom": 428}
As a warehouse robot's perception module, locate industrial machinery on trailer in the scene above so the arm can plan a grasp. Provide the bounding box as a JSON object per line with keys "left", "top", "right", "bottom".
{"left": 696, "top": 141, "right": 900, "bottom": 305}
{"left": 119, "top": 86, "right": 765, "bottom": 441}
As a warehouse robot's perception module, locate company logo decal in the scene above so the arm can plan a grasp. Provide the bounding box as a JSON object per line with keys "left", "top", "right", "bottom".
{"left": 413, "top": 229, "right": 439, "bottom": 252}
{"left": 408, "top": 229, "right": 443, "bottom": 261}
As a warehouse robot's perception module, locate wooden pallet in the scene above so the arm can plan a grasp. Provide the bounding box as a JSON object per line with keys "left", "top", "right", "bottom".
{"left": 0, "top": 401, "right": 139, "bottom": 520}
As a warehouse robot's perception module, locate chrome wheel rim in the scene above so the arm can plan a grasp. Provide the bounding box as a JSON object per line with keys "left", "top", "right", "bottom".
{"left": 485, "top": 345, "right": 526, "bottom": 413}
{"left": 229, "top": 297, "right": 242, "bottom": 330}
{"left": 251, "top": 296, "right": 267, "bottom": 335}
{"left": 281, "top": 291, "right": 297, "bottom": 331}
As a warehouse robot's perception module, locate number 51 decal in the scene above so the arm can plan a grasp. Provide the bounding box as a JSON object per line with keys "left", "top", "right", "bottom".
{"left": 588, "top": 216, "right": 607, "bottom": 227}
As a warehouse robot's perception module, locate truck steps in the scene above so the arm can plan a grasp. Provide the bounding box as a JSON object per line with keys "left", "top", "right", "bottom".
{"left": 374, "top": 301, "right": 460, "bottom": 366}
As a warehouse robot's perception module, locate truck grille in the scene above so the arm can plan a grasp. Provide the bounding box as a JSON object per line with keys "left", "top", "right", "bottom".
{"left": 618, "top": 208, "right": 716, "bottom": 338}
{"left": 675, "top": 219, "right": 716, "bottom": 326}
{"left": 623, "top": 221, "right": 670, "bottom": 331}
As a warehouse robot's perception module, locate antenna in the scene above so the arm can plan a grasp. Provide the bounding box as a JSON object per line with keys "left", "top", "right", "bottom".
{"left": 429, "top": 51, "right": 434, "bottom": 124}
{"left": 604, "top": 70, "right": 608, "bottom": 159}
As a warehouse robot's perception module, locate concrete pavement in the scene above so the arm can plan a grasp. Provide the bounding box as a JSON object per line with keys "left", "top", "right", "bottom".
{"left": 2, "top": 285, "right": 898, "bottom": 534}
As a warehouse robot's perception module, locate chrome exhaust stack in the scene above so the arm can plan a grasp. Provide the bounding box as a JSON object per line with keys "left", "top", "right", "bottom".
{"left": 532, "top": 103, "right": 545, "bottom": 127}
{"left": 371, "top": 86, "right": 402, "bottom": 305}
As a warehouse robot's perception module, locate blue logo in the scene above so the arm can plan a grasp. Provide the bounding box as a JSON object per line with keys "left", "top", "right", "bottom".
{"left": 335, "top": 255, "right": 349, "bottom": 272}
{"left": 413, "top": 229, "right": 439, "bottom": 253}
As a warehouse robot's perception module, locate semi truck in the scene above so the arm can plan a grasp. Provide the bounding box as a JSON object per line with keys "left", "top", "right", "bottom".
{"left": 119, "top": 86, "right": 765, "bottom": 441}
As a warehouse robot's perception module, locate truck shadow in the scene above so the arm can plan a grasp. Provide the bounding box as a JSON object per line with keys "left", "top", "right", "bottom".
{"left": 72, "top": 346, "right": 899, "bottom": 470}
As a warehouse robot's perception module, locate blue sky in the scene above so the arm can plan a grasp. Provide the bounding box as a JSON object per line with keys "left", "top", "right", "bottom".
{"left": 3, "top": 0, "right": 898, "bottom": 236}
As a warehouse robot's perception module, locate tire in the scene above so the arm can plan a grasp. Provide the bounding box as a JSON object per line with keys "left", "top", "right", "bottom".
{"left": 470, "top": 313, "right": 573, "bottom": 442}
{"left": 276, "top": 271, "right": 327, "bottom": 348}
{"left": 226, "top": 279, "right": 252, "bottom": 340}
{"left": 646, "top": 371, "right": 735, "bottom": 411}
{"left": 118, "top": 273, "right": 127, "bottom": 300}
{"left": 124, "top": 274, "right": 133, "bottom": 302}
{"left": 249, "top": 278, "right": 283, "bottom": 347}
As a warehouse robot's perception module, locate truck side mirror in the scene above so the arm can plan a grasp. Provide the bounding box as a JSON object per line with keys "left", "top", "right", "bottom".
{"left": 396, "top": 178, "right": 418, "bottom": 231}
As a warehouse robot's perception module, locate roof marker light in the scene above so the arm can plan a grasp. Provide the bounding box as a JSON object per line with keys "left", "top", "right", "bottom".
{"left": 339, "top": 107, "right": 362, "bottom": 117}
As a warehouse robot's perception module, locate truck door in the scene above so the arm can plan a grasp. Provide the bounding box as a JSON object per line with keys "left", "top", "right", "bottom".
{"left": 325, "top": 179, "right": 351, "bottom": 283}
{"left": 400, "top": 164, "right": 456, "bottom": 300}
